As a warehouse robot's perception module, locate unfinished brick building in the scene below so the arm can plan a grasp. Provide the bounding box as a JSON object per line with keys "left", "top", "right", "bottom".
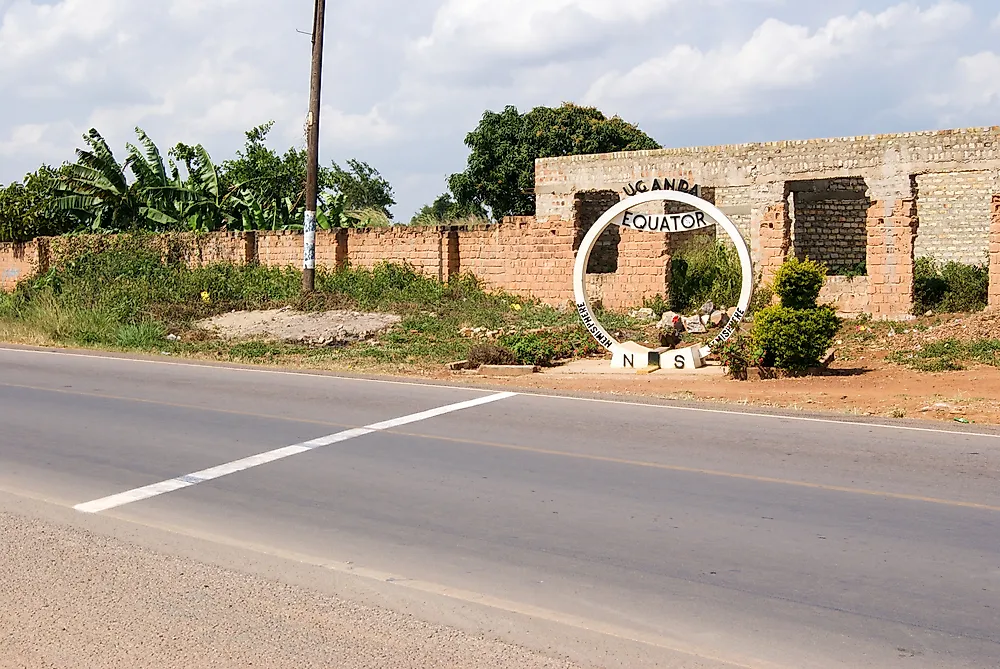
{"left": 538, "top": 126, "right": 1000, "bottom": 319}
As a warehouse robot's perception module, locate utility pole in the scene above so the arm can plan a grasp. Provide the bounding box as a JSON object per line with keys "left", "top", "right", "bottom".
{"left": 302, "top": 0, "right": 327, "bottom": 293}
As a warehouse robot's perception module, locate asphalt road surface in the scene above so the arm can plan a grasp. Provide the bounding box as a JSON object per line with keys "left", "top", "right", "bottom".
{"left": 2, "top": 346, "right": 999, "bottom": 668}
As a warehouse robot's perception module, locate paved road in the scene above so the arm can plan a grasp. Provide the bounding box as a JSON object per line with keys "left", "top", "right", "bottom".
{"left": 2, "top": 346, "right": 999, "bottom": 668}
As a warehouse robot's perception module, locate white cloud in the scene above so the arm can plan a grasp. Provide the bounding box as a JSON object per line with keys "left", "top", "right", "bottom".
{"left": 409, "top": 0, "right": 677, "bottom": 80}
{"left": 929, "top": 51, "right": 1000, "bottom": 119}
{"left": 584, "top": 1, "right": 972, "bottom": 119}
{"left": 2, "top": 0, "right": 999, "bottom": 219}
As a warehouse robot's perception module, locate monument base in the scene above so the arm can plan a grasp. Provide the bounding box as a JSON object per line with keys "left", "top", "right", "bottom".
{"left": 611, "top": 342, "right": 705, "bottom": 372}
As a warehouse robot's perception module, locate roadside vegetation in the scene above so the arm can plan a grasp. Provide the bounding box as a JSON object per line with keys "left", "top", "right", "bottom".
{"left": 913, "top": 257, "right": 989, "bottom": 315}
{"left": 0, "top": 239, "right": 663, "bottom": 370}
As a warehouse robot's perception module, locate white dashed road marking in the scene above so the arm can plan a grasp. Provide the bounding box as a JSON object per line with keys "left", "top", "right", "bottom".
{"left": 74, "top": 392, "right": 518, "bottom": 514}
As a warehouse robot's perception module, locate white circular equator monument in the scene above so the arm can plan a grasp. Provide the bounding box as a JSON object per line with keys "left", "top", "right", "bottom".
{"left": 573, "top": 190, "right": 754, "bottom": 370}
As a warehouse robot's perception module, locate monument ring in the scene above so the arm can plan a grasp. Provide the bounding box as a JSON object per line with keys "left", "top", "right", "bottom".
{"left": 573, "top": 190, "right": 754, "bottom": 368}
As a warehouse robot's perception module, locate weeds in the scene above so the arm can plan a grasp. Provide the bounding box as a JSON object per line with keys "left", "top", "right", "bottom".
{"left": 0, "top": 238, "right": 610, "bottom": 370}
{"left": 913, "top": 257, "right": 989, "bottom": 314}
{"left": 889, "top": 339, "right": 1000, "bottom": 372}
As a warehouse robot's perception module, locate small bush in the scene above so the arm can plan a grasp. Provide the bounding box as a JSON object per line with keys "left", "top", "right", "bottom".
{"left": 467, "top": 343, "right": 517, "bottom": 367}
{"left": 670, "top": 238, "right": 743, "bottom": 313}
{"left": 642, "top": 294, "right": 670, "bottom": 318}
{"left": 714, "top": 331, "right": 764, "bottom": 380}
{"left": 913, "top": 257, "right": 988, "bottom": 314}
{"left": 773, "top": 257, "right": 827, "bottom": 310}
{"left": 751, "top": 305, "right": 839, "bottom": 371}
{"left": 498, "top": 332, "right": 557, "bottom": 366}
{"left": 115, "top": 321, "right": 167, "bottom": 349}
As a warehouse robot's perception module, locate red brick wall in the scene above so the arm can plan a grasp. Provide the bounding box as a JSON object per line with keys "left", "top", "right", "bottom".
{"left": 990, "top": 195, "right": 1000, "bottom": 310}
{"left": 0, "top": 241, "right": 40, "bottom": 291}
{"left": 458, "top": 216, "right": 578, "bottom": 305}
{"left": 758, "top": 202, "right": 792, "bottom": 285}
{"left": 585, "top": 227, "right": 670, "bottom": 310}
{"left": 347, "top": 227, "right": 446, "bottom": 280}
{"left": 257, "top": 232, "right": 304, "bottom": 268}
{"left": 165, "top": 232, "right": 247, "bottom": 267}
{"left": 867, "top": 198, "right": 918, "bottom": 319}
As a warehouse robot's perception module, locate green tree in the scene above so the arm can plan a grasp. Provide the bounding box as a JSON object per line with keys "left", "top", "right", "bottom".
{"left": 218, "top": 122, "right": 315, "bottom": 214}
{"left": 329, "top": 159, "right": 395, "bottom": 218}
{"left": 0, "top": 166, "right": 80, "bottom": 242}
{"left": 449, "top": 103, "right": 660, "bottom": 220}
{"left": 409, "top": 193, "right": 487, "bottom": 225}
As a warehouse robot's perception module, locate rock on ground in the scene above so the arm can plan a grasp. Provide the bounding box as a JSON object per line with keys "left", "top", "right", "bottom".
{"left": 196, "top": 308, "right": 402, "bottom": 346}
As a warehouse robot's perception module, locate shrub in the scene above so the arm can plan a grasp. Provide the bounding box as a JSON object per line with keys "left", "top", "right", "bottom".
{"left": 669, "top": 238, "right": 742, "bottom": 313}
{"left": 751, "top": 305, "right": 839, "bottom": 371}
{"left": 772, "top": 257, "right": 827, "bottom": 310}
{"left": 642, "top": 293, "right": 670, "bottom": 318}
{"left": 714, "top": 331, "right": 764, "bottom": 380}
{"left": 497, "top": 332, "right": 557, "bottom": 366}
{"left": 913, "top": 257, "right": 988, "bottom": 314}
{"left": 467, "top": 343, "right": 517, "bottom": 367}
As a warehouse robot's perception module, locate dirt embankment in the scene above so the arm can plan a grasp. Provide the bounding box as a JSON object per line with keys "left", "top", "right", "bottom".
{"left": 196, "top": 308, "right": 401, "bottom": 346}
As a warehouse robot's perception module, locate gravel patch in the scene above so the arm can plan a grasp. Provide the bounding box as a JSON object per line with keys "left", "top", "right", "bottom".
{"left": 196, "top": 308, "right": 402, "bottom": 347}
{"left": 0, "top": 512, "right": 582, "bottom": 669}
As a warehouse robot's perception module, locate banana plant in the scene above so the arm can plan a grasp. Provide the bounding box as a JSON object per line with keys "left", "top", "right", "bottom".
{"left": 56, "top": 129, "right": 145, "bottom": 232}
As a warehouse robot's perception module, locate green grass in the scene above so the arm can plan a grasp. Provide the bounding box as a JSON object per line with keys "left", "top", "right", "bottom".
{"left": 0, "top": 236, "right": 633, "bottom": 369}
{"left": 889, "top": 338, "right": 1000, "bottom": 372}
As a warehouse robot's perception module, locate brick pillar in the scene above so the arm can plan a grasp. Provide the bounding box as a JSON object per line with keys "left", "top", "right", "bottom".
{"left": 756, "top": 202, "right": 792, "bottom": 285}
{"left": 989, "top": 195, "right": 1000, "bottom": 310}
{"left": 866, "top": 196, "right": 918, "bottom": 320}
{"left": 441, "top": 228, "right": 461, "bottom": 283}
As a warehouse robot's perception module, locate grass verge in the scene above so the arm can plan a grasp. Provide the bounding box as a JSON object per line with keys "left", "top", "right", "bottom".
{"left": 0, "top": 237, "right": 661, "bottom": 371}
{"left": 889, "top": 339, "right": 1000, "bottom": 372}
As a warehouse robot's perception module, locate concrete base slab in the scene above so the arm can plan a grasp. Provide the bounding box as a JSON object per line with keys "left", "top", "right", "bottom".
{"left": 544, "top": 359, "right": 727, "bottom": 377}
{"left": 478, "top": 365, "right": 538, "bottom": 377}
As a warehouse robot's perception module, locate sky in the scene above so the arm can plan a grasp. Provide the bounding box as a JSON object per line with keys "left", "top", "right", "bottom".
{"left": 1, "top": 0, "right": 999, "bottom": 220}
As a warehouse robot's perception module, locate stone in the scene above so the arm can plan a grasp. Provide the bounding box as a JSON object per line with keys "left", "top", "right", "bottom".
{"left": 699, "top": 301, "right": 715, "bottom": 316}
{"left": 166, "top": 334, "right": 181, "bottom": 342}
{"left": 709, "top": 310, "right": 727, "bottom": 328}
{"left": 445, "top": 360, "right": 471, "bottom": 371}
{"left": 925, "top": 310, "right": 934, "bottom": 317}
{"left": 630, "top": 307, "right": 657, "bottom": 321}
{"left": 656, "top": 311, "right": 680, "bottom": 330}
{"left": 819, "top": 348, "right": 836, "bottom": 368}
{"left": 727, "top": 306, "right": 739, "bottom": 319}
{"left": 684, "top": 316, "right": 708, "bottom": 334}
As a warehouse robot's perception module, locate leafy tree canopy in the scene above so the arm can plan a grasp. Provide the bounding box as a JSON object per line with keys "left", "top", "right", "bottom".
{"left": 409, "top": 193, "right": 487, "bottom": 226}
{"left": 329, "top": 159, "right": 396, "bottom": 219}
{"left": 449, "top": 103, "right": 660, "bottom": 221}
{"left": 0, "top": 165, "right": 80, "bottom": 242}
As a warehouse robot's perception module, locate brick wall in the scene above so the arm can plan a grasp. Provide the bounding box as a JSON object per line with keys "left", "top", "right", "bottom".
{"left": 867, "top": 197, "right": 918, "bottom": 319}
{"left": 915, "top": 171, "right": 995, "bottom": 265}
{"left": 574, "top": 191, "right": 621, "bottom": 274}
{"left": 0, "top": 241, "right": 40, "bottom": 291}
{"left": 990, "top": 196, "right": 1000, "bottom": 310}
{"left": 819, "top": 276, "right": 870, "bottom": 316}
{"left": 790, "top": 178, "right": 869, "bottom": 270}
{"left": 758, "top": 202, "right": 792, "bottom": 285}
{"left": 536, "top": 127, "right": 1000, "bottom": 221}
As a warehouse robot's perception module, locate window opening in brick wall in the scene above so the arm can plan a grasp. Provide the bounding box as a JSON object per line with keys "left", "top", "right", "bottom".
{"left": 788, "top": 178, "right": 870, "bottom": 275}
{"left": 574, "top": 190, "right": 621, "bottom": 274}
